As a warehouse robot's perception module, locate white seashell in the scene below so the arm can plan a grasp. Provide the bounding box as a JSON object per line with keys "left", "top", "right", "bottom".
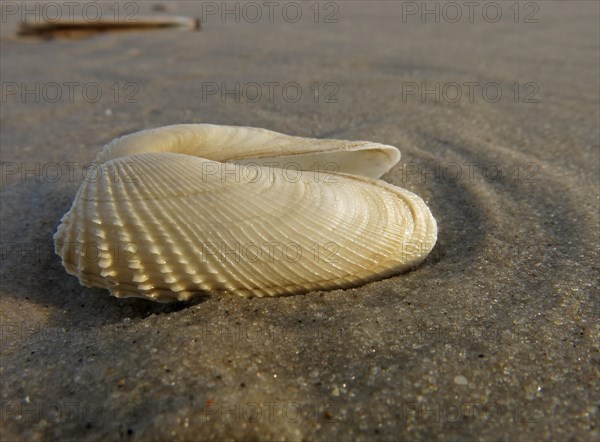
{"left": 54, "top": 124, "right": 437, "bottom": 302}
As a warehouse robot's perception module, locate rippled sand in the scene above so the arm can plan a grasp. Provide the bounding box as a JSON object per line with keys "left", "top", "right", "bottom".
{"left": 1, "top": 2, "right": 598, "bottom": 441}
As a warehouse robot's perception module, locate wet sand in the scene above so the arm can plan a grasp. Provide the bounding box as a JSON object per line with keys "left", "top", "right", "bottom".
{"left": 1, "top": 2, "right": 598, "bottom": 441}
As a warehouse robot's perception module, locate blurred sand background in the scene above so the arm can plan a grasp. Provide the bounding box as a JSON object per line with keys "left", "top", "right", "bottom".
{"left": 1, "top": 1, "right": 598, "bottom": 441}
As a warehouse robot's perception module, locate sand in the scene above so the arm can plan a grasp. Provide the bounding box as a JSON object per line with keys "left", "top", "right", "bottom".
{"left": 1, "top": 1, "right": 598, "bottom": 441}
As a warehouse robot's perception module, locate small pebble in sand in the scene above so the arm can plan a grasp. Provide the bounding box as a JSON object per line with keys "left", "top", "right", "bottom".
{"left": 454, "top": 375, "right": 468, "bottom": 385}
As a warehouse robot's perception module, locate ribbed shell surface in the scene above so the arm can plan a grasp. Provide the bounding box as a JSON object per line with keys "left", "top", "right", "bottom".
{"left": 54, "top": 125, "right": 437, "bottom": 302}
